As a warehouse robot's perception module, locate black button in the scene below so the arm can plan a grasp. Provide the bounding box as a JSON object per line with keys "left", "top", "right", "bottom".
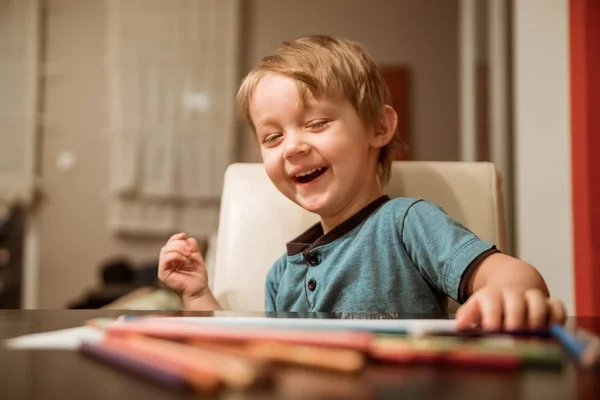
{"left": 306, "top": 252, "right": 320, "bottom": 266}
{"left": 308, "top": 279, "right": 317, "bottom": 291}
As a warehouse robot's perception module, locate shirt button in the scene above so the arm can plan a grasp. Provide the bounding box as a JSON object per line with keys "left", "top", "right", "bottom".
{"left": 308, "top": 279, "right": 317, "bottom": 291}
{"left": 306, "top": 252, "right": 321, "bottom": 266}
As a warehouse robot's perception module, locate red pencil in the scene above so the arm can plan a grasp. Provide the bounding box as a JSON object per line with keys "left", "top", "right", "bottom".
{"left": 369, "top": 336, "right": 521, "bottom": 369}
{"left": 107, "top": 320, "right": 372, "bottom": 351}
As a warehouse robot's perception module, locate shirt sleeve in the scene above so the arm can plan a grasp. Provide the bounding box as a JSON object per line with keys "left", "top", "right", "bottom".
{"left": 400, "top": 200, "right": 497, "bottom": 303}
{"left": 264, "top": 257, "right": 285, "bottom": 312}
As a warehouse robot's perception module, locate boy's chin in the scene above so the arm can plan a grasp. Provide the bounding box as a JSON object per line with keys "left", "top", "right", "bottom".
{"left": 293, "top": 195, "right": 331, "bottom": 215}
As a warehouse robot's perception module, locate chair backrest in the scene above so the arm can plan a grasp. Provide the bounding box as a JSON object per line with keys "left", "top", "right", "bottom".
{"left": 211, "top": 161, "right": 506, "bottom": 311}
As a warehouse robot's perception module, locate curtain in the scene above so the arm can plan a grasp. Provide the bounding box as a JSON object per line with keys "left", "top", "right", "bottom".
{"left": 106, "top": 0, "right": 240, "bottom": 237}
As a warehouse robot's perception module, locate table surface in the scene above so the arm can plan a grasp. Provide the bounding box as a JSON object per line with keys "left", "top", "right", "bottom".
{"left": 1, "top": 310, "right": 599, "bottom": 400}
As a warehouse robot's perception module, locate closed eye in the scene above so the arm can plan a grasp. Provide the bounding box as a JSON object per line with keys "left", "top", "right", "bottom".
{"left": 262, "top": 133, "right": 282, "bottom": 146}
{"left": 307, "top": 120, "right": 329, "bottom": 131}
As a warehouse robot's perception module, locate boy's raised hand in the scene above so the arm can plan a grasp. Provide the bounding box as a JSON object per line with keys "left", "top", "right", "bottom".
{"left": 455, "top": 286, "right": 567, "bottom": 331}
{"left": 158, "top": 232, "right": 210, "bottom": 303}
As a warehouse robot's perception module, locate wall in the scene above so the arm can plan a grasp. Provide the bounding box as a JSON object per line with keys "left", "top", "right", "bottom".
{"left": 36, "top": 0, "right": 460, "bottom": 308}
{"left": 513, "top": 0, "right": 574, "bottom": 312}
{"left": 37, "top": 0, "right": 167, "bottom": 308}
{"left": 239, "top": 0, "right": 459, "bottom": 163}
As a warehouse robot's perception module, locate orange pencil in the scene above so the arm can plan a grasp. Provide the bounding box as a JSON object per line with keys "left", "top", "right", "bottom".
{"left": 190, "top": 341, "right": 365, "bottom": 374}
{"left": 246, "top": 342, "right": 365, "bottom": 373}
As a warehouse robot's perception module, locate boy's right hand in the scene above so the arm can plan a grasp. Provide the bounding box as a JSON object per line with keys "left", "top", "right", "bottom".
{"left": 158, "top": 232, "right": 210, "bottom": 303}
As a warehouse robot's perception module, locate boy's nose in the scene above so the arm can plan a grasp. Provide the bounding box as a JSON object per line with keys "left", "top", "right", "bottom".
{"left": 283, "top": 133, "right": 311, "bottom": 159}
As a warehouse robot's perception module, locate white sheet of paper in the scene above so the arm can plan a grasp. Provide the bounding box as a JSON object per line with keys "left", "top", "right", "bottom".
{"left": 154, "top": 316, "right": 457, "bottom": 334}
{"left": 3, "top": 326, "right": 105, "bottom": 351}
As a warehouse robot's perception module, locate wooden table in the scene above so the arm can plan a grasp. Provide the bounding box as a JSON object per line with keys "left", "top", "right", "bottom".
{"left": 1, "top": 310, "right": 599, "bottom": 400}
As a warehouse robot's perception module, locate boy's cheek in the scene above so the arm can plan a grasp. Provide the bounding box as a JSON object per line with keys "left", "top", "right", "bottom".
{"left": 262, "top": 162, "right": 288, "bottom": 188}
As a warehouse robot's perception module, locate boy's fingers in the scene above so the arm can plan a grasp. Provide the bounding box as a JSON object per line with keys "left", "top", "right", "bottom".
{"left": 503, "top": 292, "right": 526, "bottom": 331}
{"left": 455, "top": 299, "right": 481, "bottom": 330}
{"left": 160, "top": 253, "right": 187, "bottom": 270}
{"left": 174, "top": 253, "right": 203, "bottom": 271}
{"left": 547, "top": 298, "right": 567, "bottom": 325}
{"left": 478, "top": 291, "right": 502, "bottom": 331}
{"left": 524, "top": 290, "right": 548, "bottom": 329}
{"left": 187, "top": 237, "right": 200, "bottom": 253}
{"left": 188, "top": 252, "right": 203, "bottom": 265}
{"left": 167, "top": 232, "right": 186, "bottom": 243}
{"left": 161, "top": 242, "right": 192, "bottom": 258}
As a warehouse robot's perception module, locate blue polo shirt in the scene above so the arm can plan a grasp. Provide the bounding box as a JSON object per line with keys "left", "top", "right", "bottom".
{"left": 264, "top": 196, "right": 498, "bottom": 316}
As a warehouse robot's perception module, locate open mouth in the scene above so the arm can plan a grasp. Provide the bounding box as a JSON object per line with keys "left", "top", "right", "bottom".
{"left": 294, "top": 167, "right": 328, "bottom": 184}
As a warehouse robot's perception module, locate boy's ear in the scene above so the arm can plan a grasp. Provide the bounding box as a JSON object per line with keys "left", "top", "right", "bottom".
{"left": 371, "top": 105, "right": 398, "bottom": 149}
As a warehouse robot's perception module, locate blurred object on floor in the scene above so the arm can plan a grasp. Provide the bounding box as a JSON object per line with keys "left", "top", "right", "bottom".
{"left": 0, "top": 204, "right": 25, "bottom": 309}
{"left": 103, "top": 287, "right": 183, "bottom": 310}
{"left": 67, "top": 257, "right": 148, "bottom": 309}
{"left": 67, "top": 238, "right": 206, "bottom": 310}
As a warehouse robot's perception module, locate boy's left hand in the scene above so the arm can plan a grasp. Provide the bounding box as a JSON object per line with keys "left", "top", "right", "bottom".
{"left": 455, "top": 286, "right": 567, "bottom": 331}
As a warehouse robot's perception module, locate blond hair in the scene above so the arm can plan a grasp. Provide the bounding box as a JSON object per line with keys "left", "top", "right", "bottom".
{"left": 236, "top": 35, "right": 400, "bottom": 186}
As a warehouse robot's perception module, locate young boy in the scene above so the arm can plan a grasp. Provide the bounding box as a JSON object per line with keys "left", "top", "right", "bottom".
{"left": 158, "top": 35, "right": 566, "bottom": 331}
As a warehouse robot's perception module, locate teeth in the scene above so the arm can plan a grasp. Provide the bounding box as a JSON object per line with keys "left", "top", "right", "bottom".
{"left": 295, "top": 167, "right": 322, "bottom": 177}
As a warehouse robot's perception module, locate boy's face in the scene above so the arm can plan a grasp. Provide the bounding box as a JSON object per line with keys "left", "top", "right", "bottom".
{"left": 250, "top": 73, "right": 382, "bottom": 219}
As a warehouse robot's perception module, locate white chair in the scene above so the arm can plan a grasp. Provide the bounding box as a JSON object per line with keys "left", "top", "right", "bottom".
{"left": 209, "top": 162, "right": 507, "bottom": 312}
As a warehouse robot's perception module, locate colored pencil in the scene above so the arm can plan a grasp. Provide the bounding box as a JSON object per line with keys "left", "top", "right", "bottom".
{"left": 574, "top": 327, "right": 600, "bottom": 368}
{"left": 105, "top": 334, "right": 272, "bottom": 389}
{"left": 106, "top": 320, "right": 372, "bottom": 351}
{"left": 549, "top": 324, "right": 586, "bottom": 359}
{"left": 369, "top": 334, "right": 562, "bottom": 369}
{"left": 80, "top": 340, "right": 192, "bottom": 392}
{"left": 548, "top": 324, "right": 600, "bottom": 368}
{"left": 191, "top": 341, "right": 365, "bottom": 373}
{"left": 101, "top": 336, "right": 222, "bottom": 392}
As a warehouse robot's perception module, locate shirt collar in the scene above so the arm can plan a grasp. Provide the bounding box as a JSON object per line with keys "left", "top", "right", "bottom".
{"left": 286, "top": 195, "right": 391, "bottom": 256}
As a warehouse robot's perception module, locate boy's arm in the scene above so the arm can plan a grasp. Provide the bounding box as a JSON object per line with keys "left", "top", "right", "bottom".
{"left": 183, "top": 290, "right": 223, "bottom": 311}
{"left": 397, "top": 199, "right": 565, "bottom": 330}
{"left": 458, "top": 253, "right": 566, "bottom": 330}
{"left": 465, "top": 252, "right": 549, "bottom": 297}
{"left": 183, "top": 257, "right": 284, "bottom": 312}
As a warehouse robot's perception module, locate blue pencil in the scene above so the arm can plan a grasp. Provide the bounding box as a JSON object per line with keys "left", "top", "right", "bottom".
{"left": 549, "top": 324, "right": 588, "bottom": 362}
